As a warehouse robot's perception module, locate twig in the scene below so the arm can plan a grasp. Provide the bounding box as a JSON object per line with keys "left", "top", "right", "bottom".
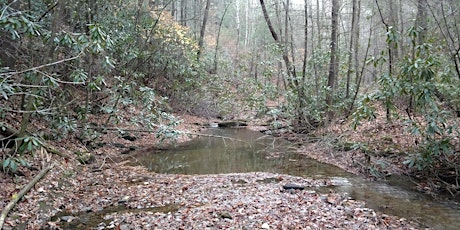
{"left": 1, "top": 51, "right": 83, "bottom": 76}
{"left": 0, "top": 164, "right": 54, "bottom": 229}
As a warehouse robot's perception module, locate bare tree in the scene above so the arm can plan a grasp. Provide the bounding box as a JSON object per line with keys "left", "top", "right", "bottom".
{"left": 259, "top": 0, "right": 310, "bottom": 129}
{"left": 258, "top": 0, "right": 296, "bottom": 82}
{"left": 212, "top": 2, "right": 232, "bottom": 73}
{"left": 180, "top": 0, "right": 187, "bottom": 26}
{"left": 197, "top": 0, "right": 211, "bottom": 60}
{"left": 415, "top": 0, "right": 427, "bottom": 45}
{"left": 302, "top": 0, "right": 309, "bottom": 80}
{"left": 326, "top": 0, "right": 339, "bottom": 121}
{"left": 375, "top": 0, "right": 396, "bottom": 120}
{"left": 345, "top": 0, "right": 360, "bottom": 99}
{"left": 426, "top": 0, "right": 460, "bottom": 79}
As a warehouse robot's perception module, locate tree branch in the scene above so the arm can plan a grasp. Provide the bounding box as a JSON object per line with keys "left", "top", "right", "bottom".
{"left": 1, "top": 51, "right": 84, "bottom": 76}
{"left": 0, "top": 164, "right": 54, "bottom": 229}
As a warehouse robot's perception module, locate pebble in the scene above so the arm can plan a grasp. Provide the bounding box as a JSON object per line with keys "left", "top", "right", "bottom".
{"left": 261, "top": 222, "right": 270, "bottom": 229}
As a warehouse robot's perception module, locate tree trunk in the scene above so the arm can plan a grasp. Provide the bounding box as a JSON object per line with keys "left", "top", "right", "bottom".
{"left": 180, "top": 0, "right": 187, "bottom": 26}
{"left": 258, "top": 0, "right": 296, "bottom": 83}
{"left": 353, "top": 0, "right": 361, "bottom": 86}
{"left": 326, "top": 0, "right": 339, "bottom": 122}
{"left": 313, "top": 0, "right": 321, "bottom": 100}
{"left": 375, "top": 0, "right": 395, "bottom": 121}
{"left": 416, "top": 0, "right": 427, "bottom": 45}
{"left": 302, "top": 0, "right": 308, "bottom": 79}
{"left": 212, "top": 2, "right": 231, "bottom": 73}
{"left": 197, "top": 0, "right": 211, "bottom": 60}
{"left": 259, "top": 0, "right": 308, "bottom": 129}
{"left": 235, "top": 0, "right": 241, "bottom": 64}
{"left": 345, "top": 0, "right": 359, "bottom": 99}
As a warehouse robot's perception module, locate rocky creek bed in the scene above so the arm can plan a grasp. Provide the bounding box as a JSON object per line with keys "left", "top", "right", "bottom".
{"left": 0, "top": 115, "right": 430, "bottom": 229}
{"left": 3, "top": 163, "right": 420, "bottom": 229}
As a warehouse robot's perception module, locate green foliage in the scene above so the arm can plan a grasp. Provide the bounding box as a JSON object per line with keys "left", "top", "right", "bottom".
{"left": 2, "top": 157, "right": 23, "bottom": 173}
{"left": 353, "top": 25, "right": 459, "bottom": 170}
{"left": 266, "top": 108, "right": 285, "bottom": 129}
{"left": 385, "top": 26, "right": 400, "bottom": 49}
{"left": 0, "top": 1, "right": 42, "bottom": 39}
{"left": 2, "top": 136, "right": 40, "bottom": 173}
{"left": 351, "top": 94, "right": 377, "bottom": 130}
{"left": 0, "top": 0, "right": 208, "bottom": 172}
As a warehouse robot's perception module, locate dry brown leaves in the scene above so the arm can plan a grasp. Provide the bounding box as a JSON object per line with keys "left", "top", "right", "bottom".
{"left": 3, "top": 163, "right": 419, "bottom": 229}
{"left": 1, "top": 112, "right": 423, "bottom": 229}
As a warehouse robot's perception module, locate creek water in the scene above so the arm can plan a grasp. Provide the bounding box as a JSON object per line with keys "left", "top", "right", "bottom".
{"left": 134, "top": 128, "right": 460, "bottom": 230}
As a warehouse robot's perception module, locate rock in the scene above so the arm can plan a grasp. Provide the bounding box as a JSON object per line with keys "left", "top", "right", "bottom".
{"left": 118, "top": 196, "right": 130, "bottom": 203}
{"left": 218, "top": 121, "right": 248, "bottom": 128}
{"left": 80, "top": 207, "right": 93, "bottom": 213}
{"left": 113, "top": 143, "right": 126, "bottom": 148}
{"left": 219, "top": 211, "right": 232, "bottom": 219}
{"left": 209, "top": 123, "right": 219, "bottom": 128}
{"left": 60, "top": 215, "right": 76, "bottom": 222}
{"left": 231, "top": 179, "right": 248, "bottom": 184}
{"left": 121, "top": 134, "right": 136, "bottom": 141}
{"left": 261, "top": 223, "right": 270, "bottom": 229}
{"left": 121, "top": 146, "right": 138, "bottom": 154}
{"left": 282, "top": 183, "right": 305, "bottom": 190}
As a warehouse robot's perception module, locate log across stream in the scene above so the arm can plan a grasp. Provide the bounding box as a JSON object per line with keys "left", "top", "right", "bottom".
{"left": 133, "top": 128, "right": 460, "bottom": 230}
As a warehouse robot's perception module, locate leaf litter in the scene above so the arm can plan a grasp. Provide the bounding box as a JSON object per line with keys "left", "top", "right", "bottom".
{"left": 1, "top": 113, "right": 424, "bottom": 229}
{"left": 3, "top": 162, "right": 421, "bottom": 229}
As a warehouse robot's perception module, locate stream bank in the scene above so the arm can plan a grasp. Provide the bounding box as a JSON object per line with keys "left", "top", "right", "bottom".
{"left": 132, "top": 127, "right": 460, "bottom": 229}
{"left": 0, "top": 115, "right": 452, "bottom": 229}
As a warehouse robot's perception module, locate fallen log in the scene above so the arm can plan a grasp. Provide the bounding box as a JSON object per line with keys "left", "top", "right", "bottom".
{"left": 0, "top": 163, "right": 54, "bottom": 229}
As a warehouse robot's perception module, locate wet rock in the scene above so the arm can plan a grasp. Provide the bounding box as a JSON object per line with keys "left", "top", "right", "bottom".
{"left": 118, "top": 196, "right": 130, "bottom": 203}
{"left": 80, "top": 207, "right": 93, "bottom": 213}
{"left": 60, "top": 215, "right": 76, "bottom": 222}
{"left": 207, "top": 122, "right": 219, "bottom": 128}
{"left": 121, "top": 134, "right": 136, "bottom": 141}
{"left": 218, "top": 121, "right": 248, "bottom": 128}
{"left": 113, "top": 143, "right": 126, "bottom": 148}
{"left": 219, "top": 212, "right": 232, "bottom": 219}
{"left": 261, "top": 223, "right": 270, "bottom": 229}
{"left": 121, "top": 146, "right": 138, "bottom": 154}
{"left": 283, "top": 183, "right": 305, "bottom": 190}
{"left": 231, "top": 179, "right": 248, "bottom": 184}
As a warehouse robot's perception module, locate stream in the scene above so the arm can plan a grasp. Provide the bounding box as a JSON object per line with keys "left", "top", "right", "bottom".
{"left": 134, "top": 127, "right": 460, "bottom": 230}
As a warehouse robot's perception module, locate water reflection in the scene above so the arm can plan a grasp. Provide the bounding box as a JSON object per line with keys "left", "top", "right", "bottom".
{"left": 133, "top": 128, "right": 460, "bottom": 230}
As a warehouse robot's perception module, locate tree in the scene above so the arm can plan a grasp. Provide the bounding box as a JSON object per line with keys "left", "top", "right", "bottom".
{"left": 197, "top": 0, "right": 211, "bottom": 60}
{"left": 211, "top": 1, "right": 232, "bottom": 74}
{"left": 326, "top": 0, "right": 339, "bottom": 121}
{"left": 345, "top": 0, "right": 360, "bottom": 99}
{"left": 259, "top": 0, "right": 310, "bottom": 130}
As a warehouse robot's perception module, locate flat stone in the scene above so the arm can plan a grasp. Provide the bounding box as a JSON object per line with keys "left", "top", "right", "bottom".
{"left": 60, "top": 215, "right": 76, "bottom": 222}
{"left": 283, "top": 183, "right": 305, "bottom": 190}
{"left": 219, "top": 211, "right": 233, "bottom": 219}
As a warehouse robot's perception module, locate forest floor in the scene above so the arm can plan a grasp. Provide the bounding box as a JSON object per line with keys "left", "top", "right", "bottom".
{"left": 0, "top": 111, "right": 432, "bottom": 229}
